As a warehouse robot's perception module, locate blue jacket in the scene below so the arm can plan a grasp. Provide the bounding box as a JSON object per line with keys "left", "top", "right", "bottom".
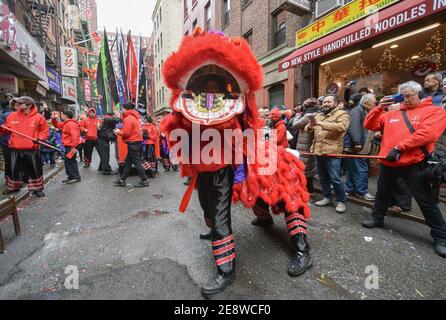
{"left": 41, "top": 128, "right": 58, "bottom": 153}
{"left": 0, "top": 109, "right": 12, "bottom": 146}
{"left": 423, "top": 89, "right": 445, "bottom": 106}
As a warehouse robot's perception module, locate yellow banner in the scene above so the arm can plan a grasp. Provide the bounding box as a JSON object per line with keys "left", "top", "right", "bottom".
{"left": 296, "top": 0, "right": 399, "bottom": 48}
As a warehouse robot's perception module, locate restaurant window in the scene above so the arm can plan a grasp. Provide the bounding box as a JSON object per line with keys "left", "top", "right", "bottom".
{"left": 317, "top": 22, "right": 446, "bottom": 99}
{"left": 269, "top": 83, "right": 285, "bottom": 108}
{"left": 205, "top": 2, "right": 211, "bottom": 31}
{"left": 222, "top": 0, "right": 230, "bottom": 27}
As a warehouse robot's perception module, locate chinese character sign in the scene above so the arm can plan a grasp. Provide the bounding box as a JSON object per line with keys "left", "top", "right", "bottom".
{"left": 60, "top": 46, "right": 78, "bottom": 77}
{"left": 296, "top": 0, "right": 399, "bottom": 48}
{"left": 84, "top": 80, "right": 92, "bottom": 102}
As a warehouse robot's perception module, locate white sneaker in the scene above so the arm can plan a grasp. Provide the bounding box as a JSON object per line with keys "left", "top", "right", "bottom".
{"left": 336, "top": 202, "right": 346, "bottom": 214}
{"left": 315, "top": 198, "right": 332, "bottom": 207}
{"left": 358, "top": 193, "right": 375, "bottom": 201}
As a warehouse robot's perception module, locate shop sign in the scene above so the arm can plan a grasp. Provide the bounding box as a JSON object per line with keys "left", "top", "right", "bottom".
{"left": 0, "top": 1, "right": 46, "bottom": 80}
{"left": 296, "top": 0, "right": 400, "bottom": 48}
{"left": 46, "top": 66, "right": 62, "bottom": 94}
{"left": 281, "top": 0, "right": 446, "bottom": 71}
{"left": 36, "top": 83, "right": 47, "bottom": 96}
{"left": 0, "top": 73, "right": 18, "bottom": 94}
{"left": 60, "top": 46, "right": 78, "bottom": 77}
{"left": 84, "top": 80, "right": 92, "bottom": 102}
{"left": 62, "top": 77, "right": 77, "bottom": 103}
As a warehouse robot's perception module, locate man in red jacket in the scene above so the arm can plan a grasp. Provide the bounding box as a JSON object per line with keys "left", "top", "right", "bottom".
{"left": 142, "top": 115, "right": 158, "bottom": 178}
{"left": 269, "top": 108, "right": 289, "bottom": 148}
{"left": 1, "top": 96, "right": 49, "bottom": 197}
{"left": 79, "top": 108, "right": 98, "bottom": 168}
{"left": 113, "top": 103, "right": 148, "bottom": 188}
{"left": 52, "top": 110, "right": 81, "bottom": 184}
{"left": 362, "top": 81, "right": 446, "bottom": 258}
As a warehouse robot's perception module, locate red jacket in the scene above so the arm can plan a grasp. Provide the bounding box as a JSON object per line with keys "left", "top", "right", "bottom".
{"left": 52, "top": 118, "right": 81, "bottom": 148}
{"left": 79, "top": 108, "right": 98, "bottom": 140}
{"left": 273, "top": 120, "right": 289, "bottom": 148}
{"left": 142, "top": 123, "right": 158, "bottom": 145}
{"left": 364, "top": 97, "right": 446, "bottom": 167}
{"left": 3, "top": 106, "right": 49, "bottom": 150}
{"left": 118, "top": 110, "right": 143, "bottom": 143}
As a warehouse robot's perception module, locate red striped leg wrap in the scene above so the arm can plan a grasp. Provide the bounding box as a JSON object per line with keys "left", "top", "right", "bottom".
{"left": 285, "top": 212, "right": 308, "bottom": 237}
{"left": 7, "top": 177, "right": 23, "bottom": 191}
{"left": 212, "top": 234, "right": 236, "bottom": 267}
{"left": 28, "top": 176, "right": 44, "bottom": 191}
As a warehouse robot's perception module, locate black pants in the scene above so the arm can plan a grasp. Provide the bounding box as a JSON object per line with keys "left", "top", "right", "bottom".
{"left": 197, "top": 166, "right": 235, "bottom": 274}
{"left": 64, "top": 148, "right": 80, "bottom": 180}
{"left": 373, "top": 163, "right": 446, "bottom": 241}
{"left": 2, "top": 145, "right": 11, "bottom": 183}
{"left": 391, "top": 178, "right": 412, "bottom": 211}
{"left": 84, "top": 140, "right": 97, "bottom": 165}
{"left": 97, "top": 138, "right": 112, "bottom": 173}
{"left": 143, "top": 144, "right": 157, "bottom": 173}
{"left": 121, "top": 142, "right": 147, "bottom": 180}
{"left": 9, "top": 149, "right": 43, "bottom": 192}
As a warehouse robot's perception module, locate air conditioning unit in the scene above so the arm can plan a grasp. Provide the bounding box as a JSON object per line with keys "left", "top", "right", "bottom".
{"left": 315, "top": 0, "right": 352, "bottom": 19}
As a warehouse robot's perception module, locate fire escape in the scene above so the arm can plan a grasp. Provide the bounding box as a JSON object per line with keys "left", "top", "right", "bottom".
{"left": 25, "top": 0, "right": 57, "bottom": 65}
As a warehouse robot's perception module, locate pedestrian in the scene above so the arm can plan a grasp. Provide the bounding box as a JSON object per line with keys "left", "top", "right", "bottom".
{"left": 40, "top": 122, "right": 57, "bottom": 168}
{"left": 52, "top": 110, "right": 81, "bottom": 184}
{"left": 423, "top": 72, "right": 444, "bottom": 106}
{"left": 0, "top": 96, "right": 49, "bottom": 197}
{"left": 292, "top": 98, "right": 319, "bottom": 194}
{"left": 343, "top": 93, "right": 375, "bottom": 201}
{"left": 113, "top": 103, "right": 149, "bottom": 188}
{"left": 268, "top": 109, "right": 288, "bottom": 148}
{"left": 160, "top": 133, "right": 178, "bottom": 171}
{"left": 97, "top": 112, "right": 117, "bottom": 175}
{"left": 1, "top": 93, "right": 15, "bottom": 109}
{"left": 362, "top": 81, "right": 446, "bottom": 258}
{"left": 306, "top": 95, "right": 350, "bottom": 213}
{"left": 142, "top": 115, "right": 158, "bottom": 178}
{"left": 0, "top": 98, "right": 13, "bottom": 193}
{"left": 79, "top": 108, "right": 99, "bottom": 168}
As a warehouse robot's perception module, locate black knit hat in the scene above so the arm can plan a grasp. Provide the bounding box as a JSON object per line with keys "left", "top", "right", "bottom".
{"left": 123, "top": 103, "right": 135, "bottom": 110}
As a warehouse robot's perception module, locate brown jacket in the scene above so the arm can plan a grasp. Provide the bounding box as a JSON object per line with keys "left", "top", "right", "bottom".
{"left": 305, "top": 106, "right": 350, "bottom": 155}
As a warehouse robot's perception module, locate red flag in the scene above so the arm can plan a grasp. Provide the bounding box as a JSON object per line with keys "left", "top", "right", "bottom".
{"left": 126, "top": 31, "right": 138, "bottom": 103}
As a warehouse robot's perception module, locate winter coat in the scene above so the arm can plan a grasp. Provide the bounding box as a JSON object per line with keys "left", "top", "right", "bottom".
{"left": 364, "top": 97, "right": 446, "bottom": 167}
{"left": 272, "top": 119, "right": 289, "bottom": 148}
{"left": 79, "top": 108, "right": 99, "bottom": 140}
{"left": 0, "top": 107, "right": 12, "bottom": 146}
{"left": 142, "top": 123, "right": 158, "bottom": 145}
{"left": 98, "top": 115, "right": 118, "bottom": 141}
{"left": 293, "top": 112, "right": 317, "bottom": 178}
{"left": 423, "top": 88, "right": 445, "bottom": 106}
{"left": 40, "top": 128, "right": 58, "bottom": 153}
{"left": 52, "top": 119, "right": 81, "bottom": 148}
{"left": 305, "top": 106, "right": 350, "bottom": 155}
{"left": 118, "top": 110, "right": 143, "bottom": 143}
{"left": 3, "top": 106, "right": 49, "bottom": 150}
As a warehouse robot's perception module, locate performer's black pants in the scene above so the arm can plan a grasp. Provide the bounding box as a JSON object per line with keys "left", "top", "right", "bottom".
{"left": 84, "top": 140, "right": 97, "bottom": 165}
{"left": 121, "top": 142, "right": 147, "bottom": 181}
{"left": 143, "top": 144, "right": 157, "bottom": 173}
{"left": 64, "top": 149, "right": 80, "bottom": 180}
{"left": 97, "top": 138, "right": 112, "bottom": 173}
{"left": 197, "top": 166, "right": 235, "bottom": 274}
{"left": 8, "top": 149, "right": 43, "bottom": 192}
{"left": 372, "top": 163, "right": 446, "bottom": 241}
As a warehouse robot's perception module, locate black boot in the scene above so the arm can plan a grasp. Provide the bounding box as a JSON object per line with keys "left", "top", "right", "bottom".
{"left": 251, "top": 217, "right": 274, "bottom": 227}
{"left": 288, "top": 233, "right": 312, "bottom": 276}
{"left": 201, "top": 270, "right": 235, "bottom": 296}
{"left": 362, "top": 215, "right": 384, "bottom": 228}
{"left": 199, "top": 231, "right": 212, "bottom": 240}
{"left": 135, "top": 179, "right": 149, "bottom": 188}
{"left": 33, "top": 190, "right": 45, "bottom": 198}
{"left": 113, "top": 179, "right": 126, "bottom": 187}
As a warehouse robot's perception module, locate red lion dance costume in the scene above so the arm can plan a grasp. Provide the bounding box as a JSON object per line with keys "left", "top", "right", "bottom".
{"left": 161, "top": 28, "right": 312, "bottom": 296}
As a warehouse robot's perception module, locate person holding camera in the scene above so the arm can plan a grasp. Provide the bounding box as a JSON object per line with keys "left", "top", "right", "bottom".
{"left": 362, "top": 81, "right": 446, "bottom": 258}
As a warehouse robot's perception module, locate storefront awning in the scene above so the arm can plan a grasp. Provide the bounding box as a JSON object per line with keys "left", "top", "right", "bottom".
{"left": 279, "top": 0, "right": 446, "bottom": 72}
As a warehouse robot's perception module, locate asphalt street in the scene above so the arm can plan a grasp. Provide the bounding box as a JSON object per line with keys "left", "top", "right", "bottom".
{"left": 0, "top": 151, "right": 445, "bottom": 300}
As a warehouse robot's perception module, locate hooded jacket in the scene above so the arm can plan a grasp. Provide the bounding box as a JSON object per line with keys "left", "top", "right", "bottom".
{"left": 3, "top": 106, "right": 49, "bottom": 150}
{"left": 79, "top": 108, "right": 98, "bottom": 140}
{"left": 52, "top": 118, "right": 81, "bottom": 148}
{"left": 364, "top": 97, "right": 446, "bottom": 167}
{"left": 142, "top": 122, "right": 158, "bottom": 145}
{"left": 118, "top": 109, "right": 143, "bottom": 143}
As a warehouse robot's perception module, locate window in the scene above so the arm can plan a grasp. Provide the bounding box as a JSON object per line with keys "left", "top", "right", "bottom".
{"left": 273, "top": 17, "right": 286, "bottom": 48}
{"left": 160, "top": 33, "right": 163, "bottom": 49}
{"left": 205, "top": 2, "right": 211, "bottom": 31}
{"left": 269, "top": 84, "right": 285, "bottom": 108}
{"left": 160, "top": 6, "right": 162, "bottom": 22}
{"left": 185, "top": 30, "right": 189, "bottom": 36}
{"left": 192, "top": 18, "right": 198, "bottom": 31}
{"left": 223, "top": 0, "right": 230, "bottom": 27}
{"left": 192, "top": 0, "right": 198, "bottom": 8}
{"left": 243, "top": 29, "right": 253, "bottom": 46}
{"left": 162, "top": 87, "right": 165, "bottom": 103}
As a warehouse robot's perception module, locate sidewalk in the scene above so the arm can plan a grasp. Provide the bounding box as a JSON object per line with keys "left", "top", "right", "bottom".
{"left": 0, "top": 161, "right": 64, "bottom": 204}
